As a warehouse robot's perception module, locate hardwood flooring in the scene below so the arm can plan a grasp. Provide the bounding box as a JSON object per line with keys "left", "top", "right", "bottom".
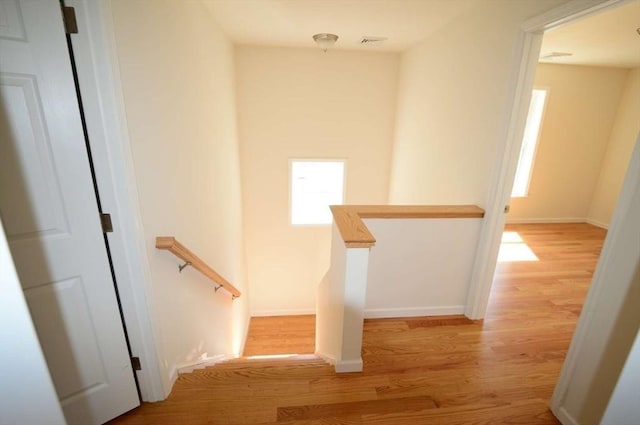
{"left": 108, "top": 223, "right": 606, "bottom": 424}
{"left": 243, "top": 315, "right": 315, "bottom": 356}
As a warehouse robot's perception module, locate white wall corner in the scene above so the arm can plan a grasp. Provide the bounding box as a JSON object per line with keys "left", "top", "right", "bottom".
{"left": 234, "top": 309, "right": 252, "bottom": 357}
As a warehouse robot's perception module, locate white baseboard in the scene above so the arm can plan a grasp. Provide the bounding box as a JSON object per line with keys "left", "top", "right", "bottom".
{"left": 506, "top": 217, "right": 586, "bottom": 224}
{"left": 505, "top": 216, "right": 609, "bottom": 230}
{"left": 585, "top": 218, "right": 609, "bottom": 229}
{"left": 551, "top": 405, "right": 579, "bottom": 425}
{"left": 335, "top": 358, "right": 363, "bottom": 373}
{"left": 364, "top": 305, "right": 465, "bottom": 319}
{"left": 176, "top": 354, "right": 229, "bottom": 375}
{"left": 251, "top": 308, "right": 315, "bottom": 317}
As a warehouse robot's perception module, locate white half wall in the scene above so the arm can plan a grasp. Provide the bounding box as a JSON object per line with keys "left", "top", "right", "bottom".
{"left": 364, "top": 218, "right": 482, "bottom": 318}
{"left": 316, "top": 223, "right": 369, "bottom": 373}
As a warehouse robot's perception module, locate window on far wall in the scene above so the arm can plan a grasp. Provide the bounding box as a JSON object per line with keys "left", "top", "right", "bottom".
{"left": 290, "top": 160, "right": 346, "bottom": 225}
{"left": 512, "top": 89, "right": 548, "bottom": 198}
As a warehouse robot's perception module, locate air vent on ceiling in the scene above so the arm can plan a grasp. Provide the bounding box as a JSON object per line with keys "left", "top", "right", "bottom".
{"left": 540, "top": 51, "right": 573, "bottom": 60}
{"left": 360, "top": 36, "right": 388, "bottom": 45}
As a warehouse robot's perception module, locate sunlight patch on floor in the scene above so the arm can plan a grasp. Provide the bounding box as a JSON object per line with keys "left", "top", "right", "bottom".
{"left": 498, "top": 231, "right": 539, "bottom": 262}
{"left": 245, "top": 353, "right": 300, "bottom": 360}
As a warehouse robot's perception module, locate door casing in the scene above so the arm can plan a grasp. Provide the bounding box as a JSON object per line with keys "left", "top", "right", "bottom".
{"left": 68, "top": 0, "right": 640, "bottom": 406}
{"left": 64, "top": 0, "right": 165, "bottom": 401}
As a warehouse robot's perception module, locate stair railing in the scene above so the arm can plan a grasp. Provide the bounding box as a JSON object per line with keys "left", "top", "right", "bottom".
{"left": 156, "top": 236, "right": 241, "bottom": 299}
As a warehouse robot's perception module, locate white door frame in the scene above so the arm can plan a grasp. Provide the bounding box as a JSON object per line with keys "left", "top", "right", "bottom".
{"left": 465, "top": 0, "right": 640, "bottom": 421}
{"left": 64, "top": 0, "right": 165, "bottom": 401}
{"left": 465, "top": 0, "right": 631, "bottom": 318}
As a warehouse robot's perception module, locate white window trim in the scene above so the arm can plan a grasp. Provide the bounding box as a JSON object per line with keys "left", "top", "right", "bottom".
{"left": 288, "top": 158, "right": 347, "bottom": 227}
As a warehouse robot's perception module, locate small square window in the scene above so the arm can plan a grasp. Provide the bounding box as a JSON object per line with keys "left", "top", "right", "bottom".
{"left": 290, "top": 160, "right": 346, "bottom": 225}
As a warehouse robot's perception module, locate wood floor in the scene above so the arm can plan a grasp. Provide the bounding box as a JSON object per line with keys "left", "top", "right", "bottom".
{"left": 243, "top": 315, "right": 316, "bottom": 356}
{"left": 108, "top": 223, "right": 606, "bottom": 424}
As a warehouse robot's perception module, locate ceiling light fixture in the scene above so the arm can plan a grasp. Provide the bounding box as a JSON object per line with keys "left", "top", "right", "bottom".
{"left": 313, "top": 33, "right": 338, "bottom": 52}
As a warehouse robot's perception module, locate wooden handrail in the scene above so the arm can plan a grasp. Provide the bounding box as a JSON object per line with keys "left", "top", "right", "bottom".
{"left": 155, "top": 236, "right": 241, "bottom": 298}
{"left": 330, "top": 205, "right": 485, "bottom": 248}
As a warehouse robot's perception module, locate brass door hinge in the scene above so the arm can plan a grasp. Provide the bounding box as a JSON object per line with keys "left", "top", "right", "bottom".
{"left": 131, "top": 357, "right": 142, "bottom": 371}
{"left": 100, "top": 213, "right": 113, "bottom": 233}
{"left": 62, "top": 6, "right": 78, "bottom": 34}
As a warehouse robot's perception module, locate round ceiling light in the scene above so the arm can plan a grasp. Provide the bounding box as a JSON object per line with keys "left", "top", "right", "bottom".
{"left": 313, "top": 33, "right": 339, "bottom": 52}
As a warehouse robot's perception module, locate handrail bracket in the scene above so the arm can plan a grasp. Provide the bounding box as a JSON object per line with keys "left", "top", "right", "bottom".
{"left": 178, "top": 261, "right": 192, "bottom": 273}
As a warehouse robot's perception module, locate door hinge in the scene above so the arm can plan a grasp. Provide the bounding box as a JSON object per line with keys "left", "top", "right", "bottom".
{"left": 131, "top": 357, "right": 142, "bottom": 371}
{"left": 100, "top": 213, "right": 113, "bottom": 233}
{"left": 62, "top": 6, "right": 78, "bottom": 34}
{"left": 504, "top": 205, "right": 511, "bottom": 213}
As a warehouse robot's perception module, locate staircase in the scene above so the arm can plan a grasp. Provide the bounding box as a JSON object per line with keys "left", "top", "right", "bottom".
{"left": 212, "top": 354, "right": 330, "bottom": 371}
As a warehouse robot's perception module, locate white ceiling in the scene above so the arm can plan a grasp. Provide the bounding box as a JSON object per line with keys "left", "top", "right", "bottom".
{"left": 204, "top": 0, "right": 480, "bottom": 52}
{"left": 540, "top": 0, "right": 640, "bottom": 68}
{"left": 204, "top": 0, "right": 640, "bottom": 67}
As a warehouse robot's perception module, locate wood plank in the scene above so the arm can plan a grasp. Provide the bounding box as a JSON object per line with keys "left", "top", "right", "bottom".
{"left": 330, "top": 204, "right": 485, "bottom": 248}
{"left": 109, "top": 223, "right": 605, "bottom": 425}
{"left": 243, "top": 315, "right": 315, "bottom": 356}
{"left": 155, "top": 236, "right": 241, "bottom": 297}
{"left": 277, "top": 395, "right": 438, "bottom": 421}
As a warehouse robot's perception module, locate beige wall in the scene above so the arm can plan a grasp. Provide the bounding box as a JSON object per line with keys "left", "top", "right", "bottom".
{"left": 508, "top": 64, "right": 628, "bottom": 222}
{"left": 111, "top": 0, "right": 247, "bottom": 393}
{"left": 236, "top": 46, "right": 399, "bottom": 315}
{"left": 388, "top": 0, "right": 571, "bottom": 206}
{"left": 588, "top": 67, "right": 640, "bottom": 226}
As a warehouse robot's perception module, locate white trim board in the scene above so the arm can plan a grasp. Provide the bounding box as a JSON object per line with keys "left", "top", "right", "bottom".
{"left": 462, "top": 0, "right": 636, "bottom": 423}
{"left": 505, "top": 217, "right": 586, "bottom": 224}
{"left": 465, "top": 0, "right": 627, "bottom": 319}
{"left": 335, "top": 359, "right": 363, "bottom": 373}
{"left": 251, "top": 308, "right": 316, "bottom": 317}
{"left": 364, "top": 306, "right": 465, "bottom": 319}
{"left": 551, "top": 134, "right": 640, "bottom": 424}
{"left": 505, "top": 217, "right": 609, "bottom": 229}
{"left": 66, "top": 0, "right": 164, "bottom": 401}
{"left": 585, "top": 218, "right": 609, "bottom": 229}
{"left": 551, "top": 406, "right": 579, "bottom": 425}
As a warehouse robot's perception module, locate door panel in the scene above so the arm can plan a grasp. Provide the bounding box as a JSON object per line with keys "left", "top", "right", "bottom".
{"left": 0, "top": 1, "right": 139, "bottom": 423}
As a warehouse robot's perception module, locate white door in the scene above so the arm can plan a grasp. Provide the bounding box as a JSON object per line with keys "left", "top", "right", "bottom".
{"left": 0, "top": 1, "right": 139, "bottom": 424}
